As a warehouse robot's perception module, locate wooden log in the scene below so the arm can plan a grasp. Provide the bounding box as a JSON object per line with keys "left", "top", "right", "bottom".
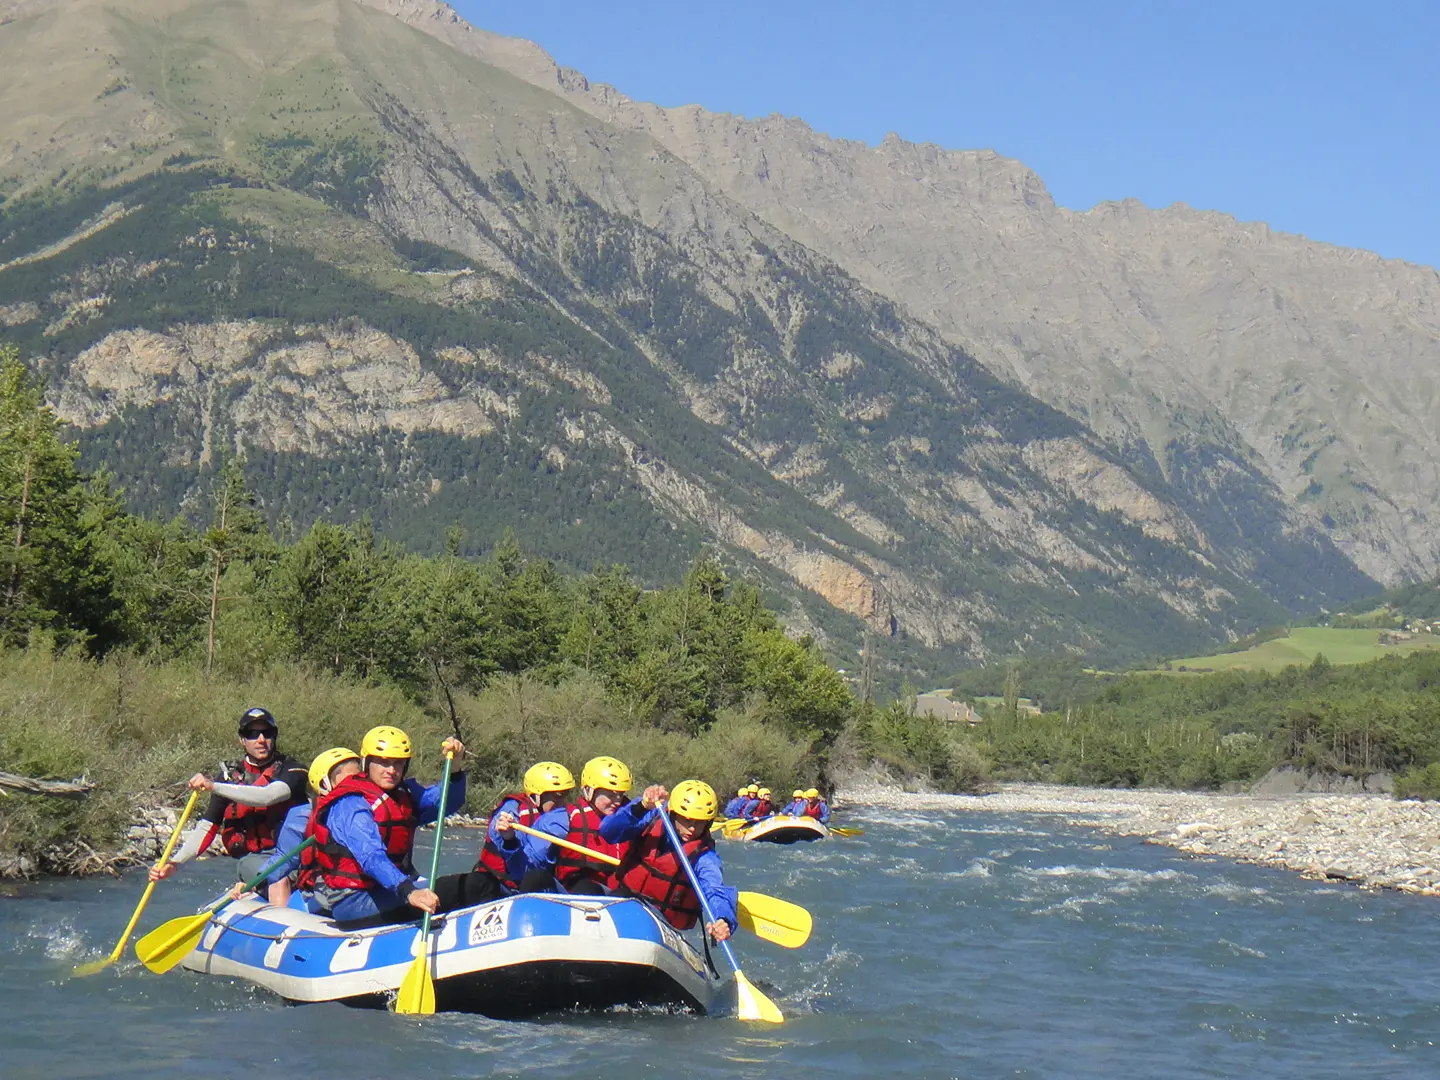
{"left": 0, "top": 770, "right": 94, "bottom": 797}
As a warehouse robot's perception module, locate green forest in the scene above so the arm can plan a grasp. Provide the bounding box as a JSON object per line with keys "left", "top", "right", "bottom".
{"left": 941, "top": 650, "right": 1440, "bottom": 793}
{"left": 0, "top": 344, "right": 876, "bottom": 870}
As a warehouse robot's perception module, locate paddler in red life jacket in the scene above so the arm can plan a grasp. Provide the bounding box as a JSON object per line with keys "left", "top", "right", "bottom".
{"left": 555, "top": 756, "right": 632, "bottom": 896}
{"left": 300, "top": 725, "right": 468, "bottom": 929}
{"left": 746, "top": 787, "right": 776, "bottom": 821}
{"left": 599, "top": 780, "right": 738, "bottom": 941}
{"left": 150, "top": 707, "right": 307, "bottom": 888}
{"left": 477, "top": 761, "right": 574, "bottom": 893}
{"left": 801, "top": 787, "right": 831, "bottom": 824}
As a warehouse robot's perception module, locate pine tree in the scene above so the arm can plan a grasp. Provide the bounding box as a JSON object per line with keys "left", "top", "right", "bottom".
{"left": 201, "top": 459, "right": 270, "bottom": 674}
{"left": 0, "top": 346, "right": 119, "bottom": 648}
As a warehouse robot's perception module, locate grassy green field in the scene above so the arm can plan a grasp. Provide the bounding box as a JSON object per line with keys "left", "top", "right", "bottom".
{"left": 1146, "top": 626, "right": 1440, "bottom": 674}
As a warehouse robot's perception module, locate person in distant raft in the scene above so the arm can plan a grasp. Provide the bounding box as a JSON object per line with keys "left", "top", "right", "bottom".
{"left": 746, "top": 787, "right": 776, "bottom": 821}
{"left": 299, "top": 726, "right": 468, "bottom": 928}
{"left": 555, "top": 756, "right": 632, "bottom": 895}
{"left": 801, "top": 787, "right": 830, "bottom": 824}
{"left": 600, "top": 779, "right": 737, "bottom": 941}
{"left": 151, "top": 707, "right": 308, "bottom": 889}
{"left": 781, "top": 789, "right": 806, "bottom": 816}
{"left": 739, "top": 784, "right": 760, "bottom": 817}
{"left": 477, "top": 761, "right": 574, "bottom": 893}
{"left": 723, "top": 787, "right": 750, "bottom": 820}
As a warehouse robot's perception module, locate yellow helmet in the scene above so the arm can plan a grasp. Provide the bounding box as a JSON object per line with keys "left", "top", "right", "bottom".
{"left": 580, "top": 756, "right": 632, "bottom": 794}
{"left": 804, "top": 788, "right": 820, "bottom": 799}
{"left": 670, "top": 780, "right": 718, "bottom": 821}
{"left": 523, "top": 761, "right": 576, "bottom": 797}
{"left": 308, "top": 748, "right": 359, "bottom": 794}
{"left": 737, "top": 787, "right": 748, "bottom": 797}
{"left": 361, "top": 726, "right": 412, "bottom": 760}
{"left": 758, "top": 787, "right": 771, "bottom": 798}
{"left": 746, "top": 784, "right": 758, "bottom": 795}
{"left": 792, "top": 789, "right": 804, "bottom": 799}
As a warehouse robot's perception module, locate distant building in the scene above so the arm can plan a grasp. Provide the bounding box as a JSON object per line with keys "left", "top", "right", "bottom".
{"left": 914, "top": 692, "right": 983, "bottom": 725}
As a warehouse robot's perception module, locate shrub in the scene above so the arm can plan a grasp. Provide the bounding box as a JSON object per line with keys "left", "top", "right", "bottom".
{"left": 1394, "top": 763, "right": 1440, "bottom": 801}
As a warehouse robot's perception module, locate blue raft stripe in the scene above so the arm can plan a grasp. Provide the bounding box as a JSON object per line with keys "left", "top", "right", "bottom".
{"left": 199, "top": 895, "right": 706, "bottom": 981}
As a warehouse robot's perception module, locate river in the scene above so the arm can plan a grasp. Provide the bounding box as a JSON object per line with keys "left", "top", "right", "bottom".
{"left": 5, "top": 808, "right": 1440, "bottom": 1079}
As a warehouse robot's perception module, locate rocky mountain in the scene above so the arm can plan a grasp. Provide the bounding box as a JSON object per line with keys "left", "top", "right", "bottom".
{"left": 0, "top": 0, "right": 1377, "bottom": 677}
{"left": 400, "top": 2, "right": 1440, "bottom": 589}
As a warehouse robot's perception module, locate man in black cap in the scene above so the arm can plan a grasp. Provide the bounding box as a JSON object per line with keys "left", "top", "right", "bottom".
{"left": 151, "top": 707, "right": 308, "bottom": 886}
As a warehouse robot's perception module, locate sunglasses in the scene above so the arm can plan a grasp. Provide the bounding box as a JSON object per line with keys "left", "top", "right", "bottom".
{"left": 241, "top": 729, "right": 275, "bottom": 739}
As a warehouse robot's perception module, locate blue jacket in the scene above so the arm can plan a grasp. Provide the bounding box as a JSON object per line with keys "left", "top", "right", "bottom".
{"left": 487, "top": 798, "right": 570, "bottom": 882}
{"left": 325, "top": 773, "right": 467, "bottom": 893}
{"left": 722, "top": 796, "right": 748, "bottom": 819}
{"left": 599, "top": 802, "right": 738, "bottom": 931}
{"left": 740, "top": 798, "right": 760, "bottom": 817}
{"left": 780, "top": 799, "right": 803, "bottom": 816}
{"left": 264, "top": 802, "right": 312, "bottom": 885}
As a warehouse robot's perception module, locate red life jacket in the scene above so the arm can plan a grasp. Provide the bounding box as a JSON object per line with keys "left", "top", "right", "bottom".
{"left": 297, "top": 774, "right": 418, "bottom": 892}
{"left": 474, "top": 793, "right": 536, "bottom": 887}
{"left": 219, "top": 756, "right": 304, "bottom": 857}
{"left": 555, "top": 799, "right": 627, "bottom": 889}
{"left": 802, "top": 801, "right": 824, "bottom": 819}
{"left": 616, "top": 815, "right": 714, "bottom": 930}
{"left": 752, "top": 798, "right": 774, "bottom": 817}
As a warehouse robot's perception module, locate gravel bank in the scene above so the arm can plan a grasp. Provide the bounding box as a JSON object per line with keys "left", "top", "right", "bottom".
{"left": 840, "top": 782, "right": 1440, "bottom": 896}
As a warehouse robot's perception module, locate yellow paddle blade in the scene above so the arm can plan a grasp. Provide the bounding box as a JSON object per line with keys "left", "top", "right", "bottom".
{"left": 733, "top": 968, "right": 784, "bottom": 1024}
{"left": 736, "top": 891, "right": 812, "bottom": 949}
{"left": 73, "top": 789, "right": 202, "bottom": 978}
{"left": 394, "top": 938, "right": 436, "bottom": 1016}
{"left": 830, "top": 826, "right": 864, "bottom": 837}
{"left": 134, "top": 910, "right": 214, "bottom": 974}
{"left": 69, "top": 956, "right": 115, "bottom": 978}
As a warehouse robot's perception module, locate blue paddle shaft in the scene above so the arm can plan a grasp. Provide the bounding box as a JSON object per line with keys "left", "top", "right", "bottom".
{"left": 418, "top": 754, "right": 454, "bottom": 939}
{"left": 657, "top": 801, "right": 742, "bottom": 974}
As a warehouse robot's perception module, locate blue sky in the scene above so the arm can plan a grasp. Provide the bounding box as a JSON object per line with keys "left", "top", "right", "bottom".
{"left": 453, "top": 0, "right": 1438, "bottom": 269}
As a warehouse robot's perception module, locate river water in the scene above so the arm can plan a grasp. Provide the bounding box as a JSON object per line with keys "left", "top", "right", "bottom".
{"left": 6, "top": 808, "right": 1440, "bottom": 1079}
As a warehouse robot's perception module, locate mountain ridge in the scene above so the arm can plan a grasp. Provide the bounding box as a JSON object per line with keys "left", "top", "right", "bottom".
{"left": 377, "top": 0, "right": 1439, "bottom": 587}
{"left": 0, "top": 0, "right": 1380, "bottom": 678}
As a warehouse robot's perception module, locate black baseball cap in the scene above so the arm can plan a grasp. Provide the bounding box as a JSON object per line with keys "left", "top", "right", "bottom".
{"left": 238, "top": 707, "right": 277, "bottom": 735}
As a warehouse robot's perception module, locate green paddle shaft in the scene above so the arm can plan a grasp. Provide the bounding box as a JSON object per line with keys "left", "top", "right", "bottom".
{"left": 228, "top": 836, "right": 317, "bottom": 904}
{"left": 394, "top": 750, "right": 455, "bottom": 1016}
{"left": 417, "top": 753, "right": 454, "bottom": 941}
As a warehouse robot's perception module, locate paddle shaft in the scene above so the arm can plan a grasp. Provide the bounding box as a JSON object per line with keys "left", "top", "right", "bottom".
{"left": 102, "top": 789, "right": 202, "bottom": 964}
{"left": 510, "top": 820, "right": 622, "bottom": 866}
{"left": 215, "top": 836, "right": 319, "bottom": 912}
{"left": 656, "top": 802, "right": 742, "bottom": 973}
{"left": 417, "top": 753, "right": 454, "bottom": 941}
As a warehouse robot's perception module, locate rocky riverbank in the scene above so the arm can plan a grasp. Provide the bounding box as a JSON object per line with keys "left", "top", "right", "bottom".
{"left": 840, "top": 782, "right": 1440, "bottom": 897}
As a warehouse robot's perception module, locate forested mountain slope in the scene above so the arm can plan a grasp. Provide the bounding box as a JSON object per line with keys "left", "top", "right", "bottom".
{"left": 0, "top": 0, "right": 1375, "bottom": 676}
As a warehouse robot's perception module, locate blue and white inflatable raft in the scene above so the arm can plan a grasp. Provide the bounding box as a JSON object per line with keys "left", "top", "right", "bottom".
{"left": 179, "top": 893, "right": 718, "bottom": 1017}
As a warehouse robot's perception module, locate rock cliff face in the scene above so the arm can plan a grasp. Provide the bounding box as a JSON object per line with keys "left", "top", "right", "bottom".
{"left": 387, "top": 2, "right": 1440, "bottom": 587}
{"left": 0, "top": 0, "right": 1383, "bottom": 674}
